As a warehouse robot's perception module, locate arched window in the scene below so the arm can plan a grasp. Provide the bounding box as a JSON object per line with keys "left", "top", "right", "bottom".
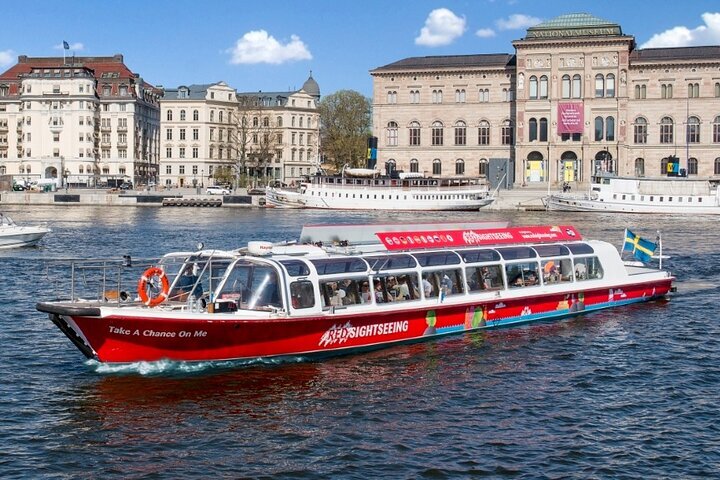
{"left": 529, "top": 76, "right": 538, "bottom": 99}
{"left": 454, "top": 121, "right": 466, "bottom": 145}
{"left": 410, "top": 158, "right": 419, "bottom": 173}
{"left": 277, "top": 116, "right": 283, "bottom": 127}
{"left": 387, "top": 121, "right": 398, "bottom": 146}
{"left": 687, "top": 116, "right": 700, "bottom": 143}
{"left": 539, "top": 118, "right": 548, "bottom": 142}
{"left": 661, "top": 157, "right": 669, "bottom": 175}
{"left": 562, "top": 75, "right": 571, "bottom": 98}
{"left": 688, "top": 83, "right": 699, "bottom": 98}
{"left": 478, "top": 89, "right": 489, "bottom": 102}
{"left": 529, "top": 118, "right": 538, "bottom": 142}
{"left": 219, "top": 111, "right": 224, "bottom": 122}
{"left": 455, "top": 159, "right": 465, "bottom": 175}
{"left": 432, "top": 90, "right": 443, "bottom": 103}
{"left": 715, "top": 158, "right": 720, "bottom": 175}
{"left": 78, "top": 165, "right": 84, "bottom": 174}
{"left": 539, "top": 75, "right": 548, "bottom": 99}
{"left": 595, "top": 74, "right": 605, "bottom": 97}
{"left": 431, "top": 121, "right": 444, "bottom": 146}
{"left": 634, "top": 117, "right": 648, "bottom": 144}
{"left": 606, "top": 116, "right": 615, "bottom": 141}
{"left": 210, "top": 111, "right": 214, "bottom": 122}
{"left": 385, "top": 159, "right": 396, "bottom": 175}
{"left": 634, "top": 158, "right": 645, "bottom": 177}
{"left": 253, "top": 116, "right": 259, "bottom": 127}
{"left": 455, "top": 89, "right": 466, "bottom": 103}
{"left": 635, "top": 85, "right": 641, "bottom": 99}
{"left": 606, "top": 74, "right": 615, "bottom": 97}
{"left": 193, "top": 110, "right": 199, "bottom": 121}
{"left": 409, "top": 121, "right": 421, "bottom": 146}
{"left": 501, "top": 120, "right": 514, "bottom": 145}
{"left": 180, "top": 110, "right": 186, "bottom": 121}
{"left": 688, "top": 158, "right": 698, "bottom": 175}
{"left": 716, "top": 83, "right": 720, "bottom": 97}
{"left": 432, "top": 159, "right": 442, "bottom": 176}
{"left": 594, "top": 117, "right": 604, "bottom": 141}
{"left": 166, "top": 110, "right": 173, "bottom": 121}
{"left": 714, "top": 115, "right": 720, "bottom": 143}
{"left": 660, "top": 117, "right": 674, "bottom": 144}
{"left": 478, "top": 120, "right": 490, "bottom": 145}
{"left": 478, "top": 159, "right": 488, "bottom": 177}
{"left": 264, "top": 117, "right": 270, "bottom": 127}
{"left": 572, "top": 75, "right": 582, "bottom": 98}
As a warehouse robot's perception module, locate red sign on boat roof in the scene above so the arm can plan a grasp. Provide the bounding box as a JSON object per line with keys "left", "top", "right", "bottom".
{"left": 376, "top": 225, "right": 582, "bottom": 251}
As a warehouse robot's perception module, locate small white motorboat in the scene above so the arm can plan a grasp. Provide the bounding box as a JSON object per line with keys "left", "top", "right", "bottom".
{"left": 0, "top": 213, "right": 51, "bottom": 249}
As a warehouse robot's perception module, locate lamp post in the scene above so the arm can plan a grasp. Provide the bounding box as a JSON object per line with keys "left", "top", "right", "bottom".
{"left": 201, "top": 169, "right": 204, "bottom": 188}
{"left": 63, "top": 168, "right": 70, "bottom": 192}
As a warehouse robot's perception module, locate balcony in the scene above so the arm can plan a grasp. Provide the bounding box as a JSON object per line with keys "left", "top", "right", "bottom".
{"left": 117, "top": 125, "right": 128, "bottom": 132}
{"left": 0, "top": 123, "right": 8, "bottom": 131}
{"left": 100, "top": 125, "right": 111, "bottom": 131}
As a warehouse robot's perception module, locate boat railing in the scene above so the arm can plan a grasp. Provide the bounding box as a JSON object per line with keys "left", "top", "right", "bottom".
{"left": 44, "top": 257, "right": 160, "bottom": 305}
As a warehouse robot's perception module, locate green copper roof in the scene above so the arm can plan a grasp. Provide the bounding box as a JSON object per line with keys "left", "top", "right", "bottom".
{"left": 525, "top": 13, "right": 622, "bottom": 39}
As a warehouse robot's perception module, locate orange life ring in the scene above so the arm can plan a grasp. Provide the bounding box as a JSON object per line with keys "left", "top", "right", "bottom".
{"left": 137, "top": 266, "right": 170, "bottom": 307}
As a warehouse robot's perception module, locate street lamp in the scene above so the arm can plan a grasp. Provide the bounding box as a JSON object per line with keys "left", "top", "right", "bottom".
{"left": 201, "top": 169, "right": 204, "bottom": 188}
{"left": 63, "top": 168, "right": 70, "bottom": 192}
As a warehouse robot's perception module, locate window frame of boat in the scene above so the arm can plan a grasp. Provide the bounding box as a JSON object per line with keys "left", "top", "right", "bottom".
{"left": 371, "top": 272, "right": 422, "bottom": 305}
{"left": 216, "top": 258, "right": 285, "bottom": 312}
{"left": 505, "top": 261, "right": 541, "bottom": 289}
{"left": 571, "top": 256, "right": 604, "bottom": 281}
{"left": 160, "top": 252, "right": 234, "bottom": 303}
{"left": 420, "top": 267, "right": 465, "bottom": 299}
{"left": 319, "top": 276, "right": 370, "bottom": 309}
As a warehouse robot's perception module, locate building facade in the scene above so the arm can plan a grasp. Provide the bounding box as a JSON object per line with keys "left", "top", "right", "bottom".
{"left": 371, "top": 13, "right": 720, "bottom": 188}
{"left": 0, "top": 54, "right": 161, "bottom": 188}
{"left": 159, "top": 74, "right": 321, "bottom": 188}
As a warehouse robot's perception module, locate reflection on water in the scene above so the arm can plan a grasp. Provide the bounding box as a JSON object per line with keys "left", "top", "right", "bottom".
{"left": 2, "top": 206, "right": 720, "bottom": 478}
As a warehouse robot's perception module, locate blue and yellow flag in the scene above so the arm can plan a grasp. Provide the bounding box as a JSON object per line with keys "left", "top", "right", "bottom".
{"left": 623, "top": 229, "right": 657, "bottom": 262}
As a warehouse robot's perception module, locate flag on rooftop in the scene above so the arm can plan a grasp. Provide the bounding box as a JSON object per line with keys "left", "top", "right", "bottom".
{"left": 63, "top": 41, "right": 70, "bottom": 50}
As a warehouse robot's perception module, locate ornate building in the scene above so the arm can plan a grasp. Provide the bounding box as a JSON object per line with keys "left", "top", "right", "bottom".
{"left": 159, "top": 74, "right": 321, "bottom": 187}
{"left": 371, "top": 13, "right": 720, "bottom": 188}
{"left": 0, "top": 54, "right": 161, "bottom": 187}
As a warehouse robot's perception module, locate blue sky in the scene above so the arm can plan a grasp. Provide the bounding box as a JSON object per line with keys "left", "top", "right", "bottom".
{"left": 2, "top": 0, "right": 720, "bottom": 98}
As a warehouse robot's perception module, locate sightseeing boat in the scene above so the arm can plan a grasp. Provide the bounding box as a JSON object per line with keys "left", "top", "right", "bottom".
{"left": 265, "top": 167, "right": 495, "bottom": 210}
{"left": 544, "top": 174, "right": 720, "bottom": 214}
{"left": 36, "top": 222, "right": 674, "bottom": 364}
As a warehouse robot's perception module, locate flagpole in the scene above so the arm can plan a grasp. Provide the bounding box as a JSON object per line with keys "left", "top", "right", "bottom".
{"left": 658, "top": 230, "right": 663, "bottom": 270}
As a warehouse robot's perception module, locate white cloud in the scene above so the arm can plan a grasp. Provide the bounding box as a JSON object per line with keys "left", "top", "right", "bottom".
{"left": 53, "top": 42, "right": 84, "bottom": 51}
{"left": 640, "top": 12, "right": 720, "bottom": 48}
{"left": 495, "top": 14, "right": 542, "bottom": 31}
{"left": 475, "top": 28, "right": 496, "bottom": 38}
{"left": 0, "top": 49, "right": 14, "bottom": 67}
{"left": 415, "top": 8, "right": 467, "bottom": 47}
{"left": 227, "top": 30, "right": 312, "bottom": 65}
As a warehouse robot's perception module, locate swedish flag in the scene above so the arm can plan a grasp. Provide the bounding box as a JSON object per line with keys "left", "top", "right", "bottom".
{"left": 623, "top": 229, "right": 657, "bottom": 262}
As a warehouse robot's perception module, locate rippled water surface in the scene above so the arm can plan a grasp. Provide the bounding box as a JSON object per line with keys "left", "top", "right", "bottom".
{"left": 1, "top": 206, "right": 719, "bottom": 479}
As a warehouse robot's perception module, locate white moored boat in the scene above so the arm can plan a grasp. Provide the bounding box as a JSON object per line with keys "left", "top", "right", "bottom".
{"left": 545, "top": 174, "right": 720, "bottom": 214}
{"left": 0, "top": 213, "right": 51, "bottom": 249}
{"left": 37, "top": 221, "right": 674, "bottom": 365}
{"left": 266, "top": 168, "right": 495, "bottom": 211}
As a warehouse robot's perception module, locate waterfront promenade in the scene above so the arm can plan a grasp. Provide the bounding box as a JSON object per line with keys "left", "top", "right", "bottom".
{"left": 0, "top": 185, "right": 553, "bottom": 210}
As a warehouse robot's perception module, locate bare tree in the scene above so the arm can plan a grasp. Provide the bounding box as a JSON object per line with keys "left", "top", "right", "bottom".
{"left": 318, "top": 90, "right": 371, "bottom": 171}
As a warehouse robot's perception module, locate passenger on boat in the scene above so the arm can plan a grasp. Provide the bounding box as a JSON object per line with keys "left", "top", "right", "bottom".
{"left": 171, "top": 264, "right": 202, "bottom": 301}
{"left": 395, "top": 275, "right": 411, "bottom": 301}
{"left": 374, "top": 280, "right": 385, "bottom": 303}
{"left": 524, "top": 271, "right": 538, "bottom": 286}
{"left": 422, "top": 276, "right": 433, "bottom": 298}
{"left": 360, "top": 282, "right": 372, "bottom": 303}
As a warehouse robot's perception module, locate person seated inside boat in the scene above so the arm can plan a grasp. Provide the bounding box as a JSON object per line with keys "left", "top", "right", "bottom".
{"left": 575, "top": 262, "right": 587, "bottom": 280}
{"left": 422, "top": 274, "right": 436, "bottom": 298}
{"left": 511, "top": 274, "right": 525, "bottom": 288}
{"left": 170, "top": 264, "right": 202, "bottom": 301}
{"left": 324, "top": 282, "right": 345, "bottom": 307}
{"left": 360, "top": 282, "right": 372, "bottom": 303}
{"left": 524, "top": 271, "right": 539, "bottom": 286}
{"left": 394, "top": 275, "right": 412, "bottom": 301}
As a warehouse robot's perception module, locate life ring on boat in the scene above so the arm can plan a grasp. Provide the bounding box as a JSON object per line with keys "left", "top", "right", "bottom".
{"left": 137, "top": 266, "right": 170, "bottom": 307}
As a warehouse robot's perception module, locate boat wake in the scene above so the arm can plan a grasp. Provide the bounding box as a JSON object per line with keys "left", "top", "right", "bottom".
{"left": 87, "top": 355, "right": 309, "bottom": 375}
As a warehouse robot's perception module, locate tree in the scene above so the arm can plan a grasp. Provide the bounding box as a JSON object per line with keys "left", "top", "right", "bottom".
{"left": 318, "top": 90, "right": 371, "bottom": 171}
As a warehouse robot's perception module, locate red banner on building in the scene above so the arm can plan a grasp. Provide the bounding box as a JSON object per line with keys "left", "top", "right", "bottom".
{"left": 557, "top": 103, "right": 584, "bottom": 134}
{"left": 376, "top": 225, "right": 582, "bottom": 251}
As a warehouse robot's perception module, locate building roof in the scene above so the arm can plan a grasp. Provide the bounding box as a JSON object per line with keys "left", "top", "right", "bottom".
{"left": 523, "top": 13, "right": 622, "bottom": 39}
{"left": 372, "top": 54, "right": 516, "bottom": 72}
{"left": 301, "top": 72, "right": 320, "bottom": 98}
{"left": 0, "top": 54, "right": 135, "bottom": 82}
{"left": 162, "top": 83, "right": 216, "bottom": 100}
{"left": 630, "top": 46, "right": 720, "bottom": 62}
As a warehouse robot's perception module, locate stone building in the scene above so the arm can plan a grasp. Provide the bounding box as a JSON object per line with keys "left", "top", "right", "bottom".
{"left": 159, "top": 73, "right": 321, "bottom": 188}
{"left": 370, "top": 13, "right": 720, "bottom": 188}
{"left": 0, "top": 54, "right": 161, "bottom": 188}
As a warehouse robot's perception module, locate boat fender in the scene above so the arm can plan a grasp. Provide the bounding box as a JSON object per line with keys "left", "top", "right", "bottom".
{"left": 248, "top": 241, "right": 273, "bottom": 256}
{"left": 137, "top": 266, "right": 170, "bottom": 307}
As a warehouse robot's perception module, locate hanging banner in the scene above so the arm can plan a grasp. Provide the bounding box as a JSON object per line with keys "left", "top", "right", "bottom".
{"left": 376, "top": 225, "right": 582, "bottom": 251}
{"left": 557, "top": 103, "right": 584, "bottom": 134}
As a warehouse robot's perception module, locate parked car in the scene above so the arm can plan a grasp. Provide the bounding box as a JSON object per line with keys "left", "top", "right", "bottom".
{"left": 12, "top": 184, "right": 26, "bottom": 191}
{"left": 119, "top": 182, "right": 133, "bottom": 190}
{"left": 206, "top": 186, "right": 231, "bottom": 195}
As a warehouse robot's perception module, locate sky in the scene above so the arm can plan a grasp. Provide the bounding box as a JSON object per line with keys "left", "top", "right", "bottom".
{"left": 2, "top": 0, "right": 720, "bottom": 98}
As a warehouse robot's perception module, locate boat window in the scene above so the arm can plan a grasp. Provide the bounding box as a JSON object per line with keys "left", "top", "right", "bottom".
{"left": 497, "top": 247, "right": 537, "bottom": 260}
{"left": 541, "top": 259, "right": 573, "bottom": 284}
{"left": 373, "top": 273, "right": 421, "bottom": 304}
{"left": 506, "top": 262, "right": 541, "bottom": 288}
{"left": 566, "top": 243, "right": 595, "bottom": 255}
{"left": 164, "top": 256, "right": 232, "bottom": 303}
{"left": 217, "top": 262, "right": 282, "bottom": 311}
{"left": 311, "top": 258, "right": 368, "bottom": 275}
{"left": 320, "top": 277, "right": 368, "bottom": 308}
{"left": 363, "top": 254, "right": 416, "bottom": 271}
{"left": 290, "top": 281, "right": 315, "bottom": 309}
{"left": 573, "top": 257, "right": 603, "bottom": 281}
{"left": 533, "top": 244, "right": 570, "bottom": 257}
{"left": 280, "top": 260, "right": 311, "bottom": 277}
{"left": 413, "top": 251, "right": 461, "bottom": 266}
{"left": 461, "top": 249, "right": 501, "bottom": 263}
{"left": 421, "top": 269, "right": 464, "bottom": 298}
{"left": 466, "top": 264, "right": 504, "bottom": 292}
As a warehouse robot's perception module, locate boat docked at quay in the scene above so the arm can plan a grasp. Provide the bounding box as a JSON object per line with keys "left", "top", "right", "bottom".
{"left": 36, "top": 221, "right": 674, "bottom": 364}
{"left": 544, "top": 174, "right": 720, "bottom": 214}
{"left": 265, "top": 168, "right": 495, "bottom": 210}
{"left": 0, "top": 213, "right": 51, "bottom": 249}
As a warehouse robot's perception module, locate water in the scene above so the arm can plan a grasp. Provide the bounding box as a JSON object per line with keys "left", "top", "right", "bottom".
{"left": 1, "top": 206, "right": 719, "bottom": 479}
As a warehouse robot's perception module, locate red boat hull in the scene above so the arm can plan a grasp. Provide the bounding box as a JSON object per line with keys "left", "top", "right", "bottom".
{"left": 53, "top": 278, "right": 672, "bottom": 364}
